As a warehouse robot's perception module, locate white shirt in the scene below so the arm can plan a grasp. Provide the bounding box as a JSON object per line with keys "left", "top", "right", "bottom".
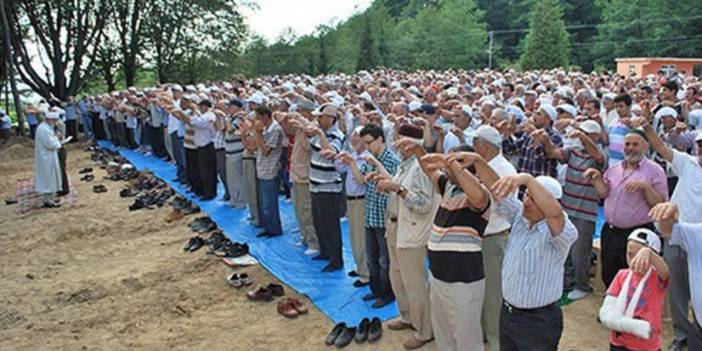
{"left": 670, "top": 222, "right": 702, "bottom": 325}
{"left": 167, "top": 112, "right": 180, "bottom": 134}
{"left": 484, "top": 153, "right": 517, "bottom": 235}
{"left": 442, "top": 125, "right": 475, "bottom": 153}
{"left": 190, "top": 111, "right": 216, "bottom": 147}
{"left": 670, "top": 150, "right": 702, "bottom": 223}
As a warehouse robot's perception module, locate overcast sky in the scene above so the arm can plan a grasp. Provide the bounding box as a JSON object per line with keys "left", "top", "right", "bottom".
{"left": 241, "top": 0, "right": 373, "bottom": 42}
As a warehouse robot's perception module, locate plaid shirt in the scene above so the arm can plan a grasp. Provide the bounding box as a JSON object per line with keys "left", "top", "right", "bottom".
{"left": 503, "top": 128, "right": 563, "bottom": 178}
{"left": 360, "top": 147, "right": 400, "bottom": 228}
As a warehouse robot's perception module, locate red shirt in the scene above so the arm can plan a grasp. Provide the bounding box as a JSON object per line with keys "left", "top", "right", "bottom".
{"left": 606, "top": 268, "right": 669, "bottom": 351}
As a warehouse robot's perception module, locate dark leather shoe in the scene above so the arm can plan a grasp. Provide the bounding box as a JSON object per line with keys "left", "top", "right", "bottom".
{"left": 362, "top": 293, "right": 378, "bottom": 301}
{"left": 267, "top": 283, "right": 284, "bottom": 297}
{"left": 352, "top": 279, "right": 369, "bottom": 288}
{"left": 246, "top": 286, "right": 273, "bottom": 302}
{"left": 325, "top": 322, "right": 346, "bottom": 346}
{"left": 322, "top": 264, "right": 342, "bottom": 272}
{"left": 367, "top": 317, "right": 382, "bottom": 343}
{"left": 187, "top": 237, "right": 205, "bottom": 252}
{"left": 348, "top": 270, "right": 359, "bottom": 277}
{"left": 334, "top": 326, "right": 356, "bottom": 347}
{"left": 184, "top": 237, "right": 198, "bottom": 251}
{"left": 372, "top": 297, "right": 394, "bottom": 309}
{"left": 354, "top": 318, "right": 370, "bottom": 342}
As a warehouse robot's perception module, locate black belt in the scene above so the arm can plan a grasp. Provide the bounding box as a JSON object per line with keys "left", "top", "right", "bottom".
{"left": 503, "top": 300, "right": 558, "bottom": 314}
{"left": 347, "top": 195, "right": 364, "bottom": 200}
{"left": 604, "top": 222, "right": 655, "bottom": 234}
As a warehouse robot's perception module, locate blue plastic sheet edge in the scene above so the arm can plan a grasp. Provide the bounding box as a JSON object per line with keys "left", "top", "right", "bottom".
{"left": 98, "top": 141, "right": 398, "bottom": 325}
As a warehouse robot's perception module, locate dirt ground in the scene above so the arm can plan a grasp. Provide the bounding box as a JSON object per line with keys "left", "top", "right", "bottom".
{"left": 0, "top": 140, "right": 673, "bottom": 351}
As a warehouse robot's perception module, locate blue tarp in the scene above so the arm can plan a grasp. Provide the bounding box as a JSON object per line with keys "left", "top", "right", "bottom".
{"left": 99, "top": 141, "right": 398, "bottom": 325}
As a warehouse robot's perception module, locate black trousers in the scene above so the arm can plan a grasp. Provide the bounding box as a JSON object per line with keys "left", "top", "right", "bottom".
{"left": 126, "top": 128, "right": 138, "bottom": 149}
{"left": 108, "top": 120, "right": 118, "bottom": 144}
{"left": 151, "top": 125, "right": 168, "bottom": 159}
{"left": 57, "top": 147, "right": 69, "bottom": 197}
{"left": 197, "top": 143, "right": 217, "bottom": 199}
{"left": 91, "top": 113, "right": 104, "bottom": 140}
{"left": 185, "top": 147, "right": 202, "bottom": 195}
{"left": 311, "top": 192, "right": 343, "bottom": 267}
{"left": 601, "top": 222, "right": 656, "bottom": 288}
{"left": 500, "top": 301, "right": 562, "bottom": 351}
{"left": 65, "top": 120, "right": 78, "bottom": 142}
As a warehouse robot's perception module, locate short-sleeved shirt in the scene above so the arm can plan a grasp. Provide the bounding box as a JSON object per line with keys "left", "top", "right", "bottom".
{"left": 560, "top": 146, "right": 607, "bottom": 222}
{"left": 360, "top": 147, "right": 400, "bottom": 228}
{"left": 670, "top": 151, "right": 702, "bottom": 223}
{"left": 603, "top": 159, "right": 668, "bottom": 228}
{"left": 607, "top": 268, "right": 669, "bottom": 351}
{"left": 428, "top": 175, "right": 490, "bottom": 283}
{"left": 256, "top": 121, "right": 284, "bottom": 180}
{"left": 670, "top": 222, "right": 702, "bottom": 326}
{"left": 308, "top": 126, "right": 345, "bottom": 193}
{"left": 224, "top": 114, "right": 245, "bottom": 156}
{"left": 499, "top": 196, "right": 577, "bottom": 308}
{"left": 290, "top": 129, "right": 311, "bottom": 183}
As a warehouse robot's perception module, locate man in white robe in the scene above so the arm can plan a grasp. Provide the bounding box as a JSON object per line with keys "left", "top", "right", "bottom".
{"left": 34, "top": 111, "right": 63, "bottom": 207}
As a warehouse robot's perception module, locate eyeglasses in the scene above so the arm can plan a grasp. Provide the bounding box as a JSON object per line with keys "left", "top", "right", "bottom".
{"left": 362, "top": 137, "right": 376, "bottom": 146}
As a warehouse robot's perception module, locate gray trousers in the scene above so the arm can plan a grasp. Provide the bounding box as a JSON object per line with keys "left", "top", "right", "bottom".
{"left": 215, "top": 149, "right": 229, "bottom": 199}
{"left": 164, "top": 127, "right": 175, "bottom": 161}
{"left": 481, "top": 231, "right": 509, "bottom": 351}
{"left": 564, "top": 217, "right": 595, "bottom": 292}
{"left": 347, "top": 198, "right": 368, "bottom": 279}
{"left": 430, "top": 274, "right": 485, "bottom": 351}
{"left": 387, "top": 219, "right": 433, "bottom": 341}
{"left": 242, "top": 157, "right": 259, "bottom": 226}
{"left": 664, "top": 240, "right": 692, "bottom": 342}
{"left": 292, "top": 182, "right": 318, "bottom": 250}
{"left": 225, "top": 153, "right": 246, "bottom": 207}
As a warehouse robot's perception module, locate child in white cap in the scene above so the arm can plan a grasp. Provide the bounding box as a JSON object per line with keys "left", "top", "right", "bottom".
{"left": 600, "top": 228, "right": 670, "bottom": 351}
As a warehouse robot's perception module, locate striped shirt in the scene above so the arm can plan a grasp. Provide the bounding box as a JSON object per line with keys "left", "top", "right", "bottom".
{"left": 560, "top": 147, "right": 606, "bottom": 222}
{"left": 607, "top": 118, "right": 631, "bottom": 167}
{"left": 183, "top": 111, "right": 197, "bottom": 150}
{"left": 428, "top": 175, "right": 490, "bottom": 283}
{"left": 499, "top": 196, "right": 577, "bottom": 308}
{"left": 308, "top": 125, "right": 345, "bottom": 193}
{"left": 224, "top": 114, "right": 245, "bottom": 156}
{"left": 360, "top": 147, "right": 400, "bottom": 228}
{"left": 256, "top": 121, "right": 284, "bottom": 180}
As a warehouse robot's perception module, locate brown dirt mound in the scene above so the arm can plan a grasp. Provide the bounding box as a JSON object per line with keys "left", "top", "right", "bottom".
{"left": 0, "top": 141, "right": 34, "bottom": 163}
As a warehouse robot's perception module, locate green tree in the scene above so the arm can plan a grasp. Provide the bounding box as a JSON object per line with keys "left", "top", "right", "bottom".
{"left": 519, "top": 0, "right": 570, "bottom": 70}
{"left": 356, "top": 16, "right": 375, "bottom": 71}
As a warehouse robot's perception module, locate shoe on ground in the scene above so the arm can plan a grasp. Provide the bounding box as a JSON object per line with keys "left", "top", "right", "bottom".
{"left": 288, "top": 297, "right": 308, "bottom": 314}
{"left": 227, "top": 272, "right": 252, "bottom": 288}
{"left": 387, "top": 319, "right": 414, "bottom": 331}
{"left": 335, "top": 326, "right": 356, "bottom": 347}
{"left": 367, "top": 317, "right": 382, "bottom": 343}
{"left": 303, "top": 248, "right": 319, "bottom": 256}
{"left": 355, "top": 318, "right": 370, "bottom": 343}
{"left": 348, "top": 270, "right": 359, "bottom": 277}
{"left": 267, "top": 283, "right": 285, "bottom": 297}
{"left": 322, "top": 264, "right": 342, "bottom": 273}
{"left": 567, "top": 288, "right": 591, "bottom": 301}
{"left": 362, "top": 293, "right": 378, "bottom": 302}
{"left": 325, "top": 322, "right": 346, "bottom": 346}
{"left": 246, "top": 286, "right": 273, "bottom": 302}
{"left": 311, "top": 254, "right": 329, "bottom": 261}
{"left": 353, "top": 279, "right": 369, "bottom": 288}
{"left": 277, "top": 298, "right": 299, "bottom": 318}
{"left": 403, "top": 335, "right": 431, "bottom": 350}
{"left": 164, "top": 210, "right": 184, "bottom": 223}
{"left": 372, "top": 297, "right": 395, "bottom": 309}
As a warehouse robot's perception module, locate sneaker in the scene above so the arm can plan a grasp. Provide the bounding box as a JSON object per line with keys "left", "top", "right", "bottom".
{"left": 303, "top": 248, "right": 320, "bottom": 256}
{"left": 567, "top": 288, "right": 591, "bottom": 301}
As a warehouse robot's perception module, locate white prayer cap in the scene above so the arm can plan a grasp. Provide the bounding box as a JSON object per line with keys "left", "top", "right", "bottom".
{"left": 390, "top": 81, "right": 402, "bottom": 89}
{"left": 695, "top": 131, "right": 702, "bottom": 142}
{"left": 359, "top": 91, "right": 373, "bottom": 103}
{"left": 603, "top": 93, "right": 617, "bottom": 100}
{"left": 654, "top": 106, "right": 678, "bottom": 120}
{"left": 461, "top": 105, "right": 473, "bottom": 117}
{"left": 171, "top": 84, "right": 183, "bottom": 92}
{"left": 535, "top": 176, "right": 563, "bottom": 200}
{"left": 556, "top": 104, "right": 577, "bottom": 117}
{"left": 408, "top": 100, "right": 422, "bottom": 112}
{"left": 45, "top": 111, "right": 60, "bottom": 120}
{"left": 539, "top": 104, "right": 558, "bottom": 122}
{"left": 183, "top": 94, "right": 201, "bottom": 104}
{"left": 578, "top": 120, "right": 602, "bottom": 135}
{"left": 628, "top": 228, "right": 662, "bottom": 254}
{"left": 474, "top": 125, "right": 502, "bottom": 148}
{"left": 247, "top": 94, "right": 264, "bottom": 105}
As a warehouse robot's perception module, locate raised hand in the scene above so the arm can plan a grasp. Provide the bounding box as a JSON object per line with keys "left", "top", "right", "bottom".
{"left": 445, "top": 152, "right": 480, "bottom": 168}
{"left": 420, "top": 153, "right": 446, "bottom": 172}
{"left": 624, "top": 180, "right": 647, "bottom": 193}
{"left": 648, "top": 202, "right": 679, "bottom": 222}
{"left": 393, "top": 137, "right": 421, "bottom": 154}
{"left": 320, "top": 149, "right": 337, "bottom": 160}
{"left": 491, "top": 174, "right": 530, "bottom": 201}
{"left": 583, "top": 168, "right": 602, "bottom": 183}
{"left": 376, "top": 179, "right": 400, "bottom": 193}
{"left": 335, "top": 151, "right": 353, "bottom": 164}
{"left": 629, "top": 247, "right": 652, "bottom": 275}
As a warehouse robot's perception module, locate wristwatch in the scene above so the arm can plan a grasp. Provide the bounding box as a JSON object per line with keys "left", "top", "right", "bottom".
{"left": 397, "top": 186, "right": 407, "bottom": 197}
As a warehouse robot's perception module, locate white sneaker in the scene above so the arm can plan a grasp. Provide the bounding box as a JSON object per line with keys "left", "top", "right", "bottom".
{"left": 567, "top": 288, "right": 590, "bottom": 301}
{"left": 294, "top": 241, "right": 305, "bottom": 247}
{"left": 304, "top": 248, "right": 319, "bottom": 256}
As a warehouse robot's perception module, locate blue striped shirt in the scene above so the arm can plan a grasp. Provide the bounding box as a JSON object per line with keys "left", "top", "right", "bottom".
{"left": 607, "top": 119, "right": 630, "bottom": 167}
{"left": 309, "top": 125, "right": 345, "bottom": 193}
{"left": 499, "top": 196, "right": 577, "bottom": 308}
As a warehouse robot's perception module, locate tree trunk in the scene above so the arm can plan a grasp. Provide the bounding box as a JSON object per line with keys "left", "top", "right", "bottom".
{"left": 0, "top": 0, "right": 24, "bottom": 136}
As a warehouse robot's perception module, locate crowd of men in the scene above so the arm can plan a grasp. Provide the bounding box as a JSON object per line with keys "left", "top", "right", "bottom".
{"left": 31, "top": 68, "right": 702, "bottom": 351}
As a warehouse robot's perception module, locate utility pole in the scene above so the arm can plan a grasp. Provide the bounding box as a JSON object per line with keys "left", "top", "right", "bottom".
{"left": 0, "top": 0, "right": 25, "bottom": 136}
{"left": 487, "top": 31, "right": 494, "bottom": 69}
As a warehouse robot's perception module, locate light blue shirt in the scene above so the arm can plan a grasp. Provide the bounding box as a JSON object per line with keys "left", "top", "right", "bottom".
{"left": 498, "top": 196, "right": 577, "bottom": 308}
{"left": 64, "top": 103, "right": 77, "bottom": 121}
{"left": 442, "top": 125, "right": 475, "bottom": 153}
{"left": 671, "top": 222, "right": 702, "bottom": 325}
{"left": 335, "top": 149, "right": 369, "bottom": 197}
